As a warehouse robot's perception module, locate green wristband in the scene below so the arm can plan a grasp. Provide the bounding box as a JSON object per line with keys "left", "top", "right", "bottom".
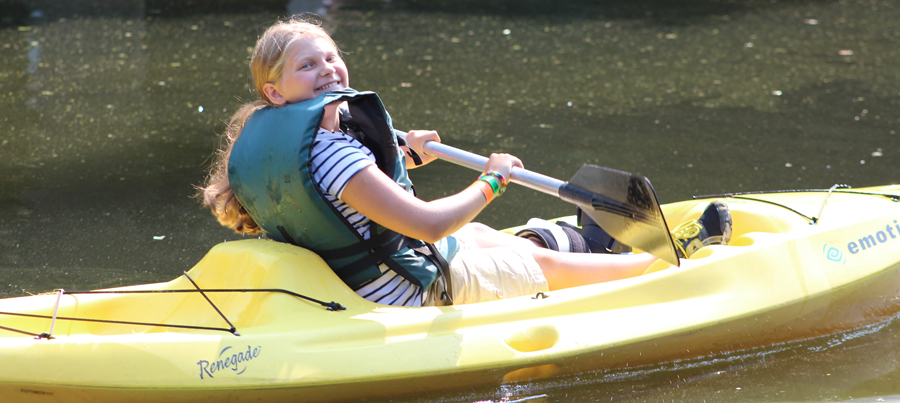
{"left": 480, "top": 171, "right": 506, "bottom": 196}
{"left": 478, "top": 175, "right": 501, "bottom": 198}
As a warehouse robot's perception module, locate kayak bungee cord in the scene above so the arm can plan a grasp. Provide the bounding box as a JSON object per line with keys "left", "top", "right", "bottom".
{"left": 0, "top": 324, "right": 42, "bottom": 338}
{"left": 0, "top": 310, "right": 241, "bottom": 339}
{"left": 55, "top": 288, "right": 346, "bottom": 310}
{"left": 694, "top": 185, "right": 900, "bottom": 225}
{"left": 182, "top": 271, "right": 239, "bottom": 336}
{"left": 0, "top": 273, "right": 346, "bottom": 339}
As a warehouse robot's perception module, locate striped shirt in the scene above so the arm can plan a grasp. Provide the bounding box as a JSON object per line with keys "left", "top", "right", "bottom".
{"left": 310, "top": 128, "right": 424, "bottom": 306}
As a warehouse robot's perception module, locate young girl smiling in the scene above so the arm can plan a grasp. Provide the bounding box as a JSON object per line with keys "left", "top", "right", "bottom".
{"left": 200, "top": 18, "right": 731, "bottom": 306}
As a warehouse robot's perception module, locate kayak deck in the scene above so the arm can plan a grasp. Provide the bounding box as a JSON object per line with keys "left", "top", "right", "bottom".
{"left": 2, "top": 185, "right": 900, "bottom": 402}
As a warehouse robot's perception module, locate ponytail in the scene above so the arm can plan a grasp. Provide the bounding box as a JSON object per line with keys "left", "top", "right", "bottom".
{"left": 198, "top": 101, "right": 267, "bottom": 235}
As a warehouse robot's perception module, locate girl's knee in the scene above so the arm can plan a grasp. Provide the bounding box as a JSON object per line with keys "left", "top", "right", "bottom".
{"left": 529, "top": 247, "right": 560, "bottom": 268}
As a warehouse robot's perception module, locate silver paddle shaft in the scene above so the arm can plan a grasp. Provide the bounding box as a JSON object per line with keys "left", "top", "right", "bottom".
{"left": 418, "top": 140, "right": 565, "bottom": 197}
{"left": 401, "top": 133, "right": 680, "bottom": 265}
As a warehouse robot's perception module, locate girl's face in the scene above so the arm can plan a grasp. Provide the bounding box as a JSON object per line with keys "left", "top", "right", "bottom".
{"left": 264, "top": 36, "right": 348, "bottom": 105}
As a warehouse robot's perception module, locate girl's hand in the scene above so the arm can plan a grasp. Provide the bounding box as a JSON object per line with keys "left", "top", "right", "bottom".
{"left": 403, "top": 130, "right": 440, "bottom": 167}
{"left": 484, "top": 153, "right": 523, "bottom": 180}
{"left": 405, "top": 130, "right": 440, "bottom": 156}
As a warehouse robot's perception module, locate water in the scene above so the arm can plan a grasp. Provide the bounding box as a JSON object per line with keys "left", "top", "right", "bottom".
{"left": 392, "top": 317, "right": 900, "bottom": 403}
{"left": 1, "top": 0, "right": 899, "bottom": 401}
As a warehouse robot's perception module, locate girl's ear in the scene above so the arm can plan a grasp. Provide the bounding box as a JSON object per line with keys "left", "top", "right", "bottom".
{"left": 262, "top": 83, "right": 286, "bottom": 106}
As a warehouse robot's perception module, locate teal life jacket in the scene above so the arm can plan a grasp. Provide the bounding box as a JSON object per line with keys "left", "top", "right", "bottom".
{"left": 228, "top": 89, "right": 445, "bottom": 292}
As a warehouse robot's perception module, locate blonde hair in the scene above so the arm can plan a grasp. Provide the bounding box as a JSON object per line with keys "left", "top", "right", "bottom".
{"left": 198, "top": 18, "right": 337, "bottom": 235}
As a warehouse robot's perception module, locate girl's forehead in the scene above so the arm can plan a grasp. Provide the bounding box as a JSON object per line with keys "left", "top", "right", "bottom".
{"left": 286, "top": 36, "right": 337, "bottom": 57}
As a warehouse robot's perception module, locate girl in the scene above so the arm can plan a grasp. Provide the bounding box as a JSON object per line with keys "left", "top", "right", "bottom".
{"left": 200, "top": 18, "right": 730, "bottom": 306}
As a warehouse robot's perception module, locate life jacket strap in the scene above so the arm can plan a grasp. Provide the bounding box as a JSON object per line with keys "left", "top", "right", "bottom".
{"left": 312, "top": 229, "right": 400, "bottom": 260}
{"left": 412, "top": 243, "right": 453, "bottom": 304}
{"left": 278, "top": 226, "right": 451, "bottom": 300}
{"left": 322, "top": 230, "right": 451, "bottom": 301}
{"left": 330, "top": 232, "right": 413, "bottom": 281}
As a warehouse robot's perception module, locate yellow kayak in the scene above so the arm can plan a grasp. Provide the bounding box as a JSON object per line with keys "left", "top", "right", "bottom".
{"left": 2, "top": 185, "right": 900, "bottom": 402}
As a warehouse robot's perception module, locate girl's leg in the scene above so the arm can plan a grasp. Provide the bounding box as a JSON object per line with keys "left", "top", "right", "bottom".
{"left": 530, "top": 249, "right": 657, "bottom": 289}
{"left": 456, "top": 223, "right": 658, "bottom": 289}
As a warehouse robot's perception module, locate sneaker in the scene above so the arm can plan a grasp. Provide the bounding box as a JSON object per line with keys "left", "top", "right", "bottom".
{"left": 671, "top": 200, "right": 732, "bottom": 259}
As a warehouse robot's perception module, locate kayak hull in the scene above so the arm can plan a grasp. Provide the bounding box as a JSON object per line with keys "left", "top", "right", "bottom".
{"left": 3, "top": 185, "right": 900, "bottom": 402}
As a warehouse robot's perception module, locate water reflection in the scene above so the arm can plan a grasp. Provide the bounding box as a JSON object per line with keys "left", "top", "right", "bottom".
{"left": 286, "top": 0, "right": 333, "bottom": 16}
{"left": 383, "top": 316, "right": 900, "bottom": 403}
{"left": 1, "top": 0, "right": 899, "bottom": 401}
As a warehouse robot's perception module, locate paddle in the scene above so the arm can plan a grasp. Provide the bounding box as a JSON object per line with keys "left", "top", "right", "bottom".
{"left": 399, "top": 133, "right": 680, "bottom": 266}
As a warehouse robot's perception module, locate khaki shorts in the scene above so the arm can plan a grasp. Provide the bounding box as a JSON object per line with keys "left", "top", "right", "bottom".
{"left": 426, "top": 234, "right": 549, "bottom": 305}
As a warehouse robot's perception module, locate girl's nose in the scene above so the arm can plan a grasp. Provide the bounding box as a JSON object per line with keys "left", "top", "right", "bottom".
{"left": 320, "top": 62, "right": 336, "bottom": 75}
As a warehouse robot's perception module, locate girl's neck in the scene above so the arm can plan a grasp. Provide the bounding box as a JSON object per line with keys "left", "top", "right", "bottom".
{"left": 320, "top": 118, "right": 339, "bottom": 132}
{"left": 320, "top": 101, "right": 342, "bottom": 132}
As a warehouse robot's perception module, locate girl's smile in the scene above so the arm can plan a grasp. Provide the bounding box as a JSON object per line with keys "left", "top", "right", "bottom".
{"left": 316, "top": 81, "right": 342, "bottom": 91}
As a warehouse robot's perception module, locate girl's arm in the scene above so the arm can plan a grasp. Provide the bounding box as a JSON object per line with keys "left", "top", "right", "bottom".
{"left": 340, "top": 153, "right": 522, "bottom": 243}
{"left": 401, "top": 130, "right": 440, "bottom": 169}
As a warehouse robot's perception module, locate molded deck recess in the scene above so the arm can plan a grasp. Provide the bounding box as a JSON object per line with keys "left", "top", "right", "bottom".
{"left": 504, "top": 325, "right": 560, "bottom": 353}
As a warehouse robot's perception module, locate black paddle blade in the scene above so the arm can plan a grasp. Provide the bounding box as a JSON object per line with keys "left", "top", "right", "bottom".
{"left": 559, "top": 165, "right": 679, "bottom": 266}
